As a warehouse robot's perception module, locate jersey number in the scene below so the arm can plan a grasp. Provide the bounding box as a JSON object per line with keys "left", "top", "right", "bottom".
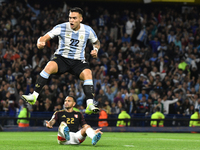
{"left": 70, "top": 39, "right": 79, "bottom": 47}
{"left": 66, "top": 118, "right": 74, "bottom": 124}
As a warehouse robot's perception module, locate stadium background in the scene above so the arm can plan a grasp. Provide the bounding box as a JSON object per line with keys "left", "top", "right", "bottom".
{"left": 0, "top": 0, "right": 200, "bottom": 133}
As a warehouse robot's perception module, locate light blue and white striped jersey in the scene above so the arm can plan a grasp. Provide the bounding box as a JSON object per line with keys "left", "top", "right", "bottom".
{"left": 47, "top": 22, "right": 98, "bottom": 60}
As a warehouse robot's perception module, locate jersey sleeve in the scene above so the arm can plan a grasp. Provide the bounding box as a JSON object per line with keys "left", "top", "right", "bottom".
{"left": 79, "top": 113, "right": 86, "bottom": 127}
{"left": 46, "top": 25, "right": 61, "bottom": 38}
{"left": 51, "top": 111, "right": 58, "bottom": 122}
{"left": 88, "top": 27, "right": 98, "bottom": 43}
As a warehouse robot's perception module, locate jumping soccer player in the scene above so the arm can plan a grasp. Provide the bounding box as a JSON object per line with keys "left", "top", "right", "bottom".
{"left": 46, "top": 96, "right": 102, "bottom": 145}
{"left": 22, "top": 7, "right": 100, "bottom": 114}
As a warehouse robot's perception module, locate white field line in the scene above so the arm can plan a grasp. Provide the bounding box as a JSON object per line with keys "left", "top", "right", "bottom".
{"left": 103, "top": 137, "right": 200, "bottom": 142}
{"left": 124, "top": 145, "right": 134, "bottom": 147}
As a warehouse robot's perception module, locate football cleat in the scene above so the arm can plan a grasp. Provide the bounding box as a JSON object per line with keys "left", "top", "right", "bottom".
{"left": 63, "top": 126, "right": 70, "bottom": 141}
{"left": 85, "top": 103, "right": 99, "bottom": 115}
{"left": 21, "top": 94, "right": 36, "bottom": 105}
{"left": 92, "top": 132, "right": 101, "bottom": 145}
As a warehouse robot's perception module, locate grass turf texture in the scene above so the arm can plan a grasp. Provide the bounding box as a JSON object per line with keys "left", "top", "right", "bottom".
{"left": 0, "top": 132, "right": 199, "bottom": 150}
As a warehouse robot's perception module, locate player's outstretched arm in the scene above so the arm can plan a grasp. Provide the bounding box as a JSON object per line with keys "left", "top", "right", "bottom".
{"left": 90, "top": 40, "right": 100, "bottom": 58}
{"left": 37, "top": 34, "right": 51, "bottom": 49}
{"left": 46, "top": 118, "right": 56, "bottom": 128}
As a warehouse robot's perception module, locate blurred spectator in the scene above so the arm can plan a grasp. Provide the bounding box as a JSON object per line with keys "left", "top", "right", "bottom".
{"left": 129, "top": 88, "right": 139, "bottom": 102}
{"left": 32, "top": 100, "right": 44, "bottom": 112}
{"left": 44, "top": 98, "right": 53, "bottom": 112}
{"left": 125, "top": 16, "right": 135, "bottom": 37}
{"left": 110, "top": 102, "right": 120, "bottom": 114}
{"left": 138, "top": 89, "right": 149, "bottom": 100}
{"left": 189, "top": 109, "right": 200, "bottom": 127}
{"left": 114, "top": 91, "right": 124, "bottom": 105}
{"left": 104, "top": 100, "right": 111, "bottom": 115}
{"left": 98, "top": 104, "right": 108, "bottom": 127}
{"left": 17, "top": 104, "right": 30, "bottom": 127}
{"left": 182, "top": 98, "right": 191, "bottom": 115}
{"left": 125, "top": 95, "right": 137, "bottom": 114}
{"left": 103, "top": 81, "right": 118, "bottom": 103}
{"left": 116, "top": 108, "right": 130, "bottom": 127}
{"left": 96, "top": 89, "right": 108, "bottom": 107}
{"left": 154, "top": 97, "right": 164, "bottom": 113}
{"left": 150, "top": 107, "right": 165, "bottom": 127}
{"left": 137, "top": 95, "right": 149, "bottom": 113}
{"left": 176, "top": 100, "right": 184, "bottom": 115}
{"left": 162, "top": 95, "right": 178, "bottom": 114}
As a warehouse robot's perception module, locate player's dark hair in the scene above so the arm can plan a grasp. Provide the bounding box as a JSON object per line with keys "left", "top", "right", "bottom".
{"left": 67, "top": 95, "right": 76, "bottom": 103}
{"left": 70, "top": 7, "right": 83, "bottom": 16}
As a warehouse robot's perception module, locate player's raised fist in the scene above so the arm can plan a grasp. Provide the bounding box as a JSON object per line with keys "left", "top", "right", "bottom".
{"left": 90, "top": 50, "right": 98, "bottom": 58}
{"left": 37, "top": 41, "right": 46, "bottom": 49}
{"left": 37, "top": 37, "right": 46, "bottom": 49}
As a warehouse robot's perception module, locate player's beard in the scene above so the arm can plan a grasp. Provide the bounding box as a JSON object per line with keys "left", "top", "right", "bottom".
{"left": 65, "top": 105, "right": 72, "bottom": 110}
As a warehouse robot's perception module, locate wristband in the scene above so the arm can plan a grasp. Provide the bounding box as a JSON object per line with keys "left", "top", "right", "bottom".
{"left": 37, "top": 37, "right": 41, "bottom": 44}
{"left": 94, "top": 47, "right": 98, "bottom": 52}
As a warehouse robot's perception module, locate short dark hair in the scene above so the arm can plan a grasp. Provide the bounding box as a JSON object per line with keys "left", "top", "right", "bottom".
{"left": 70, "top": 7, "right": 83, "bottom": 16}
{"left": 66, "top": 95, "right": 76, "bottom": 102}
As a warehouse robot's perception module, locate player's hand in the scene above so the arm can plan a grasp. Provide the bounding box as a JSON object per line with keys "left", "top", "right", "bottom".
{"left": 90, "top": 50, "right": 98, "bottom": 58}
{"left": 37, "top": 38, "right": 46, "bottom": 49}
{"left": 37, "top": 42, "right": 45, "bottom": 49}
{"left": 46, "top": 121, "right": 53, "bottom": 128}
{"left": 94, "top": 128, "right": 103, "bottom": 135}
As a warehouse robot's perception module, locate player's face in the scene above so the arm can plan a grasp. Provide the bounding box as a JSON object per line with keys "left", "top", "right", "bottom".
{"left": 69, "top": 12, "right": 83, "bottom": 31}
{"left": 64, "top": 97, "right": 75, "bottom": 109}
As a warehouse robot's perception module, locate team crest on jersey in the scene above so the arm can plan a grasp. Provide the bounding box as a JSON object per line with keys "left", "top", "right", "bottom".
{"left": 74, "top": 114, "right": 78, "bottom": 118}
{"left": 80, "top": 35, "right": 84, "bottom": 40}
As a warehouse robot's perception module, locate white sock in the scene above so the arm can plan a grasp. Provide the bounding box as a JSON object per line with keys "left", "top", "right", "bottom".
{"left": 86, "top": 128, "right": 95, "bottom": 139}
{"left": 33, "top": 91, "right": 39, "bottom": 99}
{"left": 87, "top": 99, "right": 93, "bottom": 106}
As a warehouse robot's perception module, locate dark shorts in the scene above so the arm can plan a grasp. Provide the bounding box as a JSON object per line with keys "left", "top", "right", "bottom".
{"left": 51, "top": 54, "right": 90, "bottom": 78}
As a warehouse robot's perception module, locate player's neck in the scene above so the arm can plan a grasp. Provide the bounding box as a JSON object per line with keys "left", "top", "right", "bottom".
{"left": 65, "top": 108, "right": 73, "bottom": 112}
{"left": 73, "top": 24, "right": 81, "bottom": 31}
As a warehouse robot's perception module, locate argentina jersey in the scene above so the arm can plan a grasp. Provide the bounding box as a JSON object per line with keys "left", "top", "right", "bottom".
{"left": 47, "top": 22, "right": 98, "bottom": 60}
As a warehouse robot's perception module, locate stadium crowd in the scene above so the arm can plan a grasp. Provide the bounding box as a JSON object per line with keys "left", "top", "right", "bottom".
{"left": 0, "top": 0, "right": 200, "bottom": 119}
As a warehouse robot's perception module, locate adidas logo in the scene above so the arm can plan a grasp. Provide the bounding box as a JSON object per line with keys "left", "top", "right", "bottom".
{"left": 35, "top": 84, "right": 40, "bottom": 88}
{"left": 62, "top": 115, "right": 66, "bottom": 118}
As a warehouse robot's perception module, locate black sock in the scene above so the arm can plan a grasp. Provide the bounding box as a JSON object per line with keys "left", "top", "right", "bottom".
{"left": 83, "top": 85, "right": 94, "bottom": 100}
{"left": 35, "top": 75, "right": 48, "bottom": 93}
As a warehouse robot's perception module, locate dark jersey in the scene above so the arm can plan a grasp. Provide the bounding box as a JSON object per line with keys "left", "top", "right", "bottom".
{"left": 52, "top": 110, "right": 86, "bottom": 132}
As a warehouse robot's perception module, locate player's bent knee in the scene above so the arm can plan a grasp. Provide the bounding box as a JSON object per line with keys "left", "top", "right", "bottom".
{"left": 84, "top": 125, "right": 91, "bottom": 129}
{"left": 79, "top": 69, "right": 92, "bottom": 80}
{"left": 44, "top": 61, "right": 58, "bottom": 74}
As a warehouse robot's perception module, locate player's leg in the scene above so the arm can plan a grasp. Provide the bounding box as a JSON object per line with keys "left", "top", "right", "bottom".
{"left": 80, "top": 124, "right": 102, "bottom": 146}
{"left": 58, "top": 122, "right": 83, "bottom": 145}
{"left": 57, "top": 122, "right": 70, "bottom": 143}
{"left": 79, "top": 69, "right": 99, "bottom": 114}
{"left": 21, "top": 61, "right": 58, "bottom": 105}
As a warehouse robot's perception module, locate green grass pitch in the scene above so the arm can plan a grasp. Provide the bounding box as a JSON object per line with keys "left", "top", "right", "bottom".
{"left": 0, "top": 132, "right": 199, "bottom": 150}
